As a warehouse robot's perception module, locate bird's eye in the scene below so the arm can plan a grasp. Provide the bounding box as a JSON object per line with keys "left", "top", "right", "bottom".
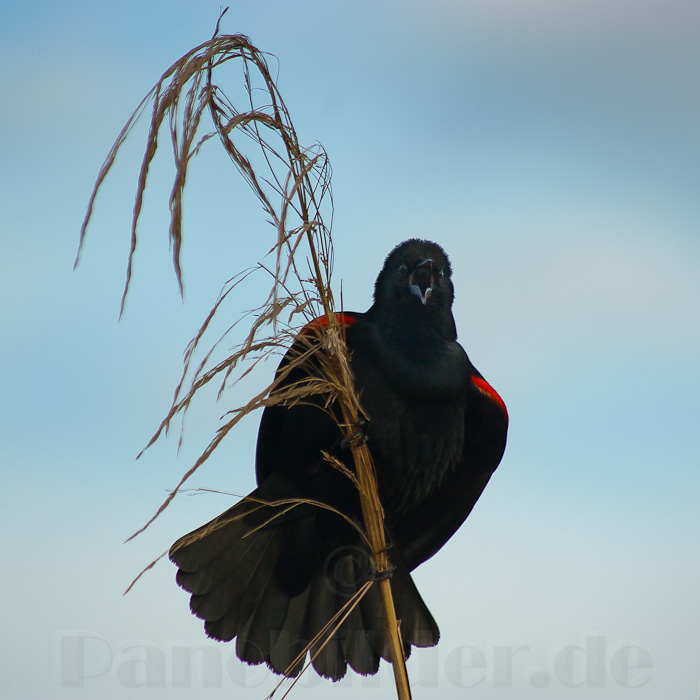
{"left": 438, "top": 268, "right": 445, "bottom": 279}
{"left": 398, "top": 264, "right": 408, "bottom": 275}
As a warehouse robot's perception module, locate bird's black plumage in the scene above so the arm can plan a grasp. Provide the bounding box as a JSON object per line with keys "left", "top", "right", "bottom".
{"left": 170, "top": 239, "right": 508, "bottom": 680}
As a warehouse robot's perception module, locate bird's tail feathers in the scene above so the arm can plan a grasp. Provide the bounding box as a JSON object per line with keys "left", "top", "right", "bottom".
{"left": 169, "top": 497, "right": 439, "bottom": 681}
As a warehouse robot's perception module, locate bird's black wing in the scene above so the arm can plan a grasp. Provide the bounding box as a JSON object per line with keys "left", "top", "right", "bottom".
{"left": 392, "top": 372, "right": 508, "bottom": 571}
{"left": 255, "top": 311, "right": 362, "bottom": 486}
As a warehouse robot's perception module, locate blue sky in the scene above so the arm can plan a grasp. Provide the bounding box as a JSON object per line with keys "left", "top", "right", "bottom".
{"left": 1, "top": 1, "right": 699, "bottom": 698}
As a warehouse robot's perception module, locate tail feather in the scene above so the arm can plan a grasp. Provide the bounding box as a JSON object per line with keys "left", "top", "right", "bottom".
{"left": 200, "top": 529, "right": 280, "bottom": 642}
{"left": 307, "top": 569, "right": 346, "bottom": 679}
{"left": 276, "top": 514, "right": 321, "bottom": 596}
{"left": 189, "top": 526, "right": 279, "bottom": 622}
{"left": 202, "top": 605, "right": 238, "bottom": 642}
{"left": 340, "top": 554, "right": 380, "bottom": 676}
{"left": 358, "top": 574, "right": 390, "bottom": 661}
{"left": 169, "top": 497, "right": 440, "bottom": 681}
{"left": 172, "top": 499, "right": 264, "bottom": 571}
{"left": 175, "top": 517, "right": 258, "bottom": 595}
{"left": 391, "top": 564, "right": 440, "bottom": 648}
{"left": 268, "top": 588, "right": 310, "bottom": 676}
{"left": 237, "top": 555, "right": 292, "bottom": 665}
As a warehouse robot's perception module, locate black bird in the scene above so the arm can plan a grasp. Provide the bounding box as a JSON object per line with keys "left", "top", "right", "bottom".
{"left": 170, "top": 239, "right": 508, "bottom": 680}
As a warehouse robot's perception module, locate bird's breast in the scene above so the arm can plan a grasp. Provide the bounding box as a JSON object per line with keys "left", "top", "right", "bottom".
{"left": 347, "top": 320, "right": 470, "bottom": 517}
{"left": 362, "top": 383, "right": 466, "bottom": 518}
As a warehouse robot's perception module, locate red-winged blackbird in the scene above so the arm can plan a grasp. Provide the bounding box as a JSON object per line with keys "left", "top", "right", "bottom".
{"left": 170, "top": 239, "right": 508, "bottom": 680}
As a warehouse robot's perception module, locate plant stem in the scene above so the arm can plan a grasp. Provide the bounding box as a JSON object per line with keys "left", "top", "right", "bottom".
{"left": 336, "top": 364, "right": 412, "bottom": 700}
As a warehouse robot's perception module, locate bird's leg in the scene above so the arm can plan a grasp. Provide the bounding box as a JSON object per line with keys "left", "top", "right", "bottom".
{"left": 365, "top": 550, "right": 396, "bottom": 581}
{"left": 340, "top": 419, "right": 369, "bottom": 449}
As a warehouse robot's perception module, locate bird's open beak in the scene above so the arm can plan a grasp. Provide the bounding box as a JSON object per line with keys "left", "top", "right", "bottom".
{"left": 410, "top": 258, "right": 435, "bottom": 305}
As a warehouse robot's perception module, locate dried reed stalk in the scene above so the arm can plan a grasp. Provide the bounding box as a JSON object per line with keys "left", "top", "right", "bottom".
{"left": 79, "top": 16, "right": 412, "bottom": 699}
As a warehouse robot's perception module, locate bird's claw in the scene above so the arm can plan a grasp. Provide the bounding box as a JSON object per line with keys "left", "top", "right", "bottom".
{"left": 365, "top": 561, "right": 395, "bottom": 581}
{"left": 340, "top": 420, "right": 369, "bottom": 449}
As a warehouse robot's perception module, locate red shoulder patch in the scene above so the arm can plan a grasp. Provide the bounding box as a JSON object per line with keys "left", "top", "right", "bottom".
{"left": 301, "top": 312, "right": 358, "bottom": 334}
{"left": 471, "top": 376, "right": 509, "bottom": 422}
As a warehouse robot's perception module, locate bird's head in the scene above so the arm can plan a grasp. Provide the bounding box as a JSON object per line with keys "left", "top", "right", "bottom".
{"left": 373, "top": 239, "right": 454, "bottom": 312}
